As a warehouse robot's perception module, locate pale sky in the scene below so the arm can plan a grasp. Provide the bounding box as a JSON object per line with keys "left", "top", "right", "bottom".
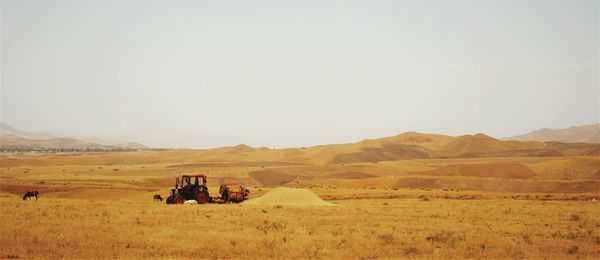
{"left": 1, "top": 0, "right": 598, "bottom": 148}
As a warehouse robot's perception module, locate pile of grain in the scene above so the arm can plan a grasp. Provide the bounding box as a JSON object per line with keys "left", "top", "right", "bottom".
{"left": 244, "top": 187, "right": 333, "bottom": 206}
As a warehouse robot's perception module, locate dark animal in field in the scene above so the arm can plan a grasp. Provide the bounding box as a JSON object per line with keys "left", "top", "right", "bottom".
{"left": 23, "top": 191, "right": 39, "bottom": 201}
{"left": 153, "top": 194, "right": 163, "bottom": 202}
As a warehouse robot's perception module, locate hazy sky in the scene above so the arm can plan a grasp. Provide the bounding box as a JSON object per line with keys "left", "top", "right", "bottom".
{"left": 1, "top": 0, "right": 598, "bottom": 148}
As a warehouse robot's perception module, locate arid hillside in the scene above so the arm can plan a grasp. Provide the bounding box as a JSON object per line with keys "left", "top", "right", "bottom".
{"left": 3, "top": 131, "right": 598, "bottom": 165}
{"left": 508, "top": 123, "right": 600, "bottom": 143}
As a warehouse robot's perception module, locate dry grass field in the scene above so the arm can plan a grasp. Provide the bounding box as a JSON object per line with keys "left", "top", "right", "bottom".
{"left": 1, "top": 141, "right": 599, "bottom": 258}
{"left": 1, "top": 190, "right": 599, "bottom": 259}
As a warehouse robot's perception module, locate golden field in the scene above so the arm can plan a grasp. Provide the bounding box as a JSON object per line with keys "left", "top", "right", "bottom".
{"left": 1, "top": 188, "right": 599, "bottom": 258}
{"left": 1, "top": 133, "right": 600, "bottom": 258}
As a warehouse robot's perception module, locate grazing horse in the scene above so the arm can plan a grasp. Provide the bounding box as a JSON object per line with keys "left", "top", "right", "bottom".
{"left": 153, "top": 194, "right": 163, "bottom": 202}
{"left": 23, "top": 191, "right": 39, "bottom": 201}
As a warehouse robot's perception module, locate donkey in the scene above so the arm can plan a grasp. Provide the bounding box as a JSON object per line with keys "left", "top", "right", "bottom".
{"left": 23, "top": 191, "right": 39, "bottom": 201}
{"left": 153, "top": 194, "right": 163, "bottom": 202}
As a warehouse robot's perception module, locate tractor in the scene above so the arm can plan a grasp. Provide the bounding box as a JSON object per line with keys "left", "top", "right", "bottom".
{"left": 166, "top": 173, "right": 211, "bottom": 204}
{"left": 219, "top": 183, "right": 250, "bottom": 203}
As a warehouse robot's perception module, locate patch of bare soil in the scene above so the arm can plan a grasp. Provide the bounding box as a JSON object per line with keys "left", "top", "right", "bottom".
{"left": 249, "top": 170, "right": 298, "bottom": 186}
{"left": 422, "top": 162, "right": 537, "bottom": 179}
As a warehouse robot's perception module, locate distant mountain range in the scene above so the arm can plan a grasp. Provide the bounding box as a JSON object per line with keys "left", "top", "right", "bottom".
{"left": 507, "top": 123, "right": 600, "bottom": 143}
{"left": 0, "top": 122, "right": 148, "bottom": 150}
{"left": 209, "top": 131, "right": 599, "bottom": 165}
{"left": 0, "top": 122, "right": 55, "bottom": 139}
{"left": 2, "top": 121, "right": 598, "bottom": 151}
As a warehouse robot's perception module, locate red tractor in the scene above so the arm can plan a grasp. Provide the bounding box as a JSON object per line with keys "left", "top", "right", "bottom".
{"left": 166, "top": 173, "right": 211, "bottom": 204}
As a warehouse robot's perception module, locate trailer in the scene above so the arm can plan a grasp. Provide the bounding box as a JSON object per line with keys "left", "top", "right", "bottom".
{"left": 219, "top": 183, "right": 250, "bottom": 203}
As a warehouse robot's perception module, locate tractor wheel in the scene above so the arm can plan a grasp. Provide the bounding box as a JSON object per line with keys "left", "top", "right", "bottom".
{"left": 197, "top": 191, "right": 209, "bottom": 204}
{"left": 175, "top": 197, "right": 184, "bottom": 204}
{"left": 166, "top": 195, "right": 176, "bottom": 204}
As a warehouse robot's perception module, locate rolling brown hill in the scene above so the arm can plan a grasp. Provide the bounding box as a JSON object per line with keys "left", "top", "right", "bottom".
{"left": 226, "top": 131, "right": 578, "bottom": 165}
{"left": 1, "top": 131, "right": 598, "bottom": 166}
{"left": 321, "top": 132, "right": 596, "bottom": 164}
{"left": 507, "top": 123, "right": 600, "bottom": 143}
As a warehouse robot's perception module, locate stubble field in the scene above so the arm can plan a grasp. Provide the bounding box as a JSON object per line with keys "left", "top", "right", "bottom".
{"left": 1, "top": 149, "right": 599, "bottom": 258}
{"left": 1, "top": 191, "right": 599, "bottom": 259}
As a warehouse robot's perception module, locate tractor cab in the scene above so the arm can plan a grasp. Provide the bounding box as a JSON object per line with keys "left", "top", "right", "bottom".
{"left": 181, "top": 174, "right": 206, "bottom": 187}
{"left": 166, "top": 173, "right": 211, "bottom": 204}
